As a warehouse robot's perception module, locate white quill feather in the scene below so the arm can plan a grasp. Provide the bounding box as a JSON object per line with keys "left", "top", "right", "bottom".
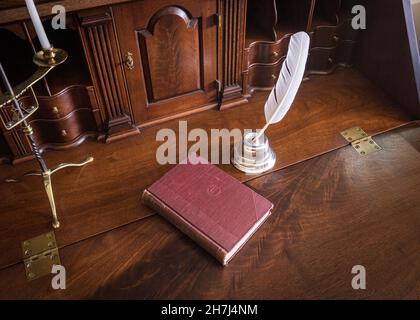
{"left": 255, "top": 32, "right": 310, "bottom": 141}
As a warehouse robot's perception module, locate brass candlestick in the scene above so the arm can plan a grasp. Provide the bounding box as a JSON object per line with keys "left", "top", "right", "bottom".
{"left": 0, "top": 49, "right": 93, "bottom": 229}
{"left": 33, "top": 47, "right": 68, "bottom": 67}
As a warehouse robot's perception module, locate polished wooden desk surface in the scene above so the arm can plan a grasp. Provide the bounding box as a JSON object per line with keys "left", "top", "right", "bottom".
{"left": 0, "top": 124, "right": 419, "bottom": 299}
{"left": 0, "top": 69, "right": 411, "bottom": 270}
{"left": 0, "top": 68, "right": 418, "bottom": 298}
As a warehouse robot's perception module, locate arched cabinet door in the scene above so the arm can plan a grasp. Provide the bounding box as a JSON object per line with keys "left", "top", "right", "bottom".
{"left": 113, "top": 0, "right": 218, "bottom": 126}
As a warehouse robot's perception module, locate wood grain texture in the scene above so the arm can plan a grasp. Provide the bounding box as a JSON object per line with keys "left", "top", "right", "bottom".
{"left": 217, "top": 0, "right": 249, "bottom": 109}
{"left": 244, "top": 1, "right": 359, "bottom": 90}
{"left": 1, "top": 125, "right": 419, "bottom": 299}
{"left": 357, "top": 0, "right": 420, "bottom": 118}
{"left": 0, "top": 0, "right": 134, "bottom": 25}
{"left": 112, "top": 0, "right": 218, "bottom": 124}
{"left": 0, "top": 69, "right": 412, "bottom": 271}
{"left": 139, "top": 7, "right": 201, "bottom": 102}
{"left": 78, "top": 7, "right": 136, "bottom": 142}
{"left": 221, "top": 0, "right": 246, "bottom": 90}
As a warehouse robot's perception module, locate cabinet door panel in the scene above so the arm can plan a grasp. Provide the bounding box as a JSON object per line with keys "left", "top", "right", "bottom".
{"left": 113, "top": 0, "right": 217, "bottom": 125}
{"left": 139, "top": 10, "right": 201, "bottom": 102}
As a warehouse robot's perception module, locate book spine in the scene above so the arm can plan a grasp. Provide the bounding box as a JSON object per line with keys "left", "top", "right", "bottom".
{"left": 142, "top": 189, "right": 228, "bottom": 265}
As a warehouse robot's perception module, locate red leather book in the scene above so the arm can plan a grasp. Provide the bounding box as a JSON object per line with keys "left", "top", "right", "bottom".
{"left": 142, "top": 154, "right": 273, "bottom": 266}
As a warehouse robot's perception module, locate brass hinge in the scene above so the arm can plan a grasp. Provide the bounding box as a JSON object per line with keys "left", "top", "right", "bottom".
{"left": 341, "top": 127, "right": 382, "bottom": 156}
{"left": 21, "top": 231, "right": 60, "bottom": 281}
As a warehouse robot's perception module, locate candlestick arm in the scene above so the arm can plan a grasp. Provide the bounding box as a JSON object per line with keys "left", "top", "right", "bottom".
{"left": 0, "top": 66, "right": 52, "bottom": 108}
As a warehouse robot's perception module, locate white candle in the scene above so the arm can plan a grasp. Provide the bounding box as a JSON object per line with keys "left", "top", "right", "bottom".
{"left": 25, "top": 0, "right": 51, "bottom": 50}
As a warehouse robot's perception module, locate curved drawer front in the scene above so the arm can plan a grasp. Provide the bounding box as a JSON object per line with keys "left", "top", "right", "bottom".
{"left": 34, "top": 85, "right": 92, "bottom": 120}
{"left": 248, "top": 58, "right": 285, "bottom": 89}
{"left": 311, "top": 19, "right": 358, "bottom": 48}
{"left": 247, "top": 35, "right": 291, "bottom": 66}
{"left": 30, "top": 108, "right": 96, "bottom": 146}
{"left": 308, "top": 41, "right": 355, "bottom": 73}
{"left": 310, "top": 25, "right": 340, "bottom": 48}
{"left": 308, "top": 47, "right": 336, "bottom": 71}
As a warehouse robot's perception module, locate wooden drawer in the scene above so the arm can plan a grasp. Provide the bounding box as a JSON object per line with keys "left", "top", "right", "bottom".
{"left": 34, "top": 85, "right": 93, "bottom": 120}
{"left": 310, "top": 26, "right": 340, "bottom": 48}
{"left": 308, "top": 47, "right": 336, "bottom": 71}
{"left": 311, "top": 19, "right": 359, "bottom": 48}
{"left": 308, "top": 41, "right": 355, "bottom": 73}
{"left": 30, "top": 109, "right": 96, "bottom": 146}
{"left": 248, "top": 58, "right": 284, "bottom": 89}
{"left": 247, "top": 35, "right": 291, "bottom": 65}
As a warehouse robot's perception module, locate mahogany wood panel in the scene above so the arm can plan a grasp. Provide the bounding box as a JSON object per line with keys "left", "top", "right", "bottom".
{"left": 113, "top": 0, "right": 218, "bottom": 125}
{"left": 220, "top": 0, "right": 247, "bottom": 98}
{"left": 357, "top": 0, "right": 420, "bottom": 118}
{"left": 1, "top": 125, "right": 419, "bottom": 299}
{"left": 0, "top": 69, "right": 412, "bottom": 270}
{"left": 0, "top": 0, "right": 134, "bottom": 25}
{"left": 138, "top": 9, "right": 201, "bottom": 102}
{"left": 78, "top": 7, "right": 137, "bottom": 142}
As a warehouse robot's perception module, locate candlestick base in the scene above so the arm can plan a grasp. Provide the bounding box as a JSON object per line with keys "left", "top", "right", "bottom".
{"left": 33, "top": 47, "right": 68, "bottom": 67}
{"left": 5, "top": 156, "right": 94, "bottom": 229}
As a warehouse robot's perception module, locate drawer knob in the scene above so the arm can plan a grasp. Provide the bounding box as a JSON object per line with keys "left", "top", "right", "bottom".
{"left": 61, "top": 129, "right": 67, "bottom": 137}
{"left": 52, "top": 106, "right": 59, "bottom": 114}
{"left": 333, "top": 36, "right": 340, "bottom": 42}
{"left": 328, "top": 58, "right": 334, "bottom": 64}
{"left": 271, "top": 51, "right": 279, "bottom": 58}
{"left": 271, "top": 74, "right": 277, "bottom": 80}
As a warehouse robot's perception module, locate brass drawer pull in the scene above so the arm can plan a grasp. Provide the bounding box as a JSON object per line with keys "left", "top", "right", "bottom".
{"left": 271, "top": 51, "right": 279, "bottom": 58}
{"left": 271, "top": 74, "right": 277, "bottom": 80}
{"left": 328, "top": 58, "right": 334, "bottom": 64}
{"left": 333, "top": 35, "right": 340, "bottom": 42}
{"left": 52, "top": 106, "right": 59, "bottom": 115}
{"left": 124, "top": 52, "right": 134, "bottom": 70}
{"left": 61, "top": 129, "right": 67, "bottom": 137}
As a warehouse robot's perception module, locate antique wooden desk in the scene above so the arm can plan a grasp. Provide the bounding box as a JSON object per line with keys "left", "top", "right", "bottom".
{"left": 0, "top": 0, "right": 419, "bottom": 299}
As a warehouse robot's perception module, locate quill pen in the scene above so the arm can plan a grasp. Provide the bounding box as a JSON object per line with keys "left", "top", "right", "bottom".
{"left": 254, "top": 32, "right": 310, "bottom": 142}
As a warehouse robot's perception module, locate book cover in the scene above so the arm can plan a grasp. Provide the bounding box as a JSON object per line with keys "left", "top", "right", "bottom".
{"left": 142, "top": 154, "right": 273, "bottom": 265}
